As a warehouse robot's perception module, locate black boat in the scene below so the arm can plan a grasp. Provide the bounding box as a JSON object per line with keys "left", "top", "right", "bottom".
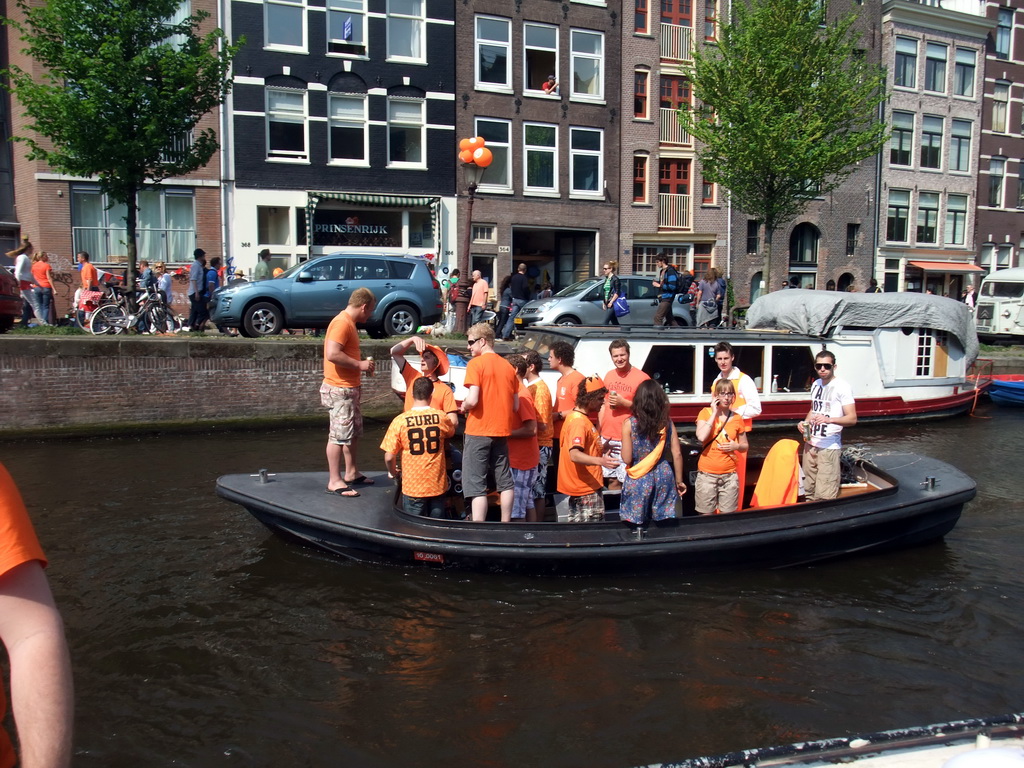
{"left": 217, "top": 450, "right": 974, "bottom": 575}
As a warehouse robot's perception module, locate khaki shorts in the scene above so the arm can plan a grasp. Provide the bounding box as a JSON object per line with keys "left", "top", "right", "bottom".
{"left": 695, "top": 471, "right": 740, "bottom": 515}
{"left": 319, "top": 382, "right": 362, "bottom": 445}
{"left": 802, "top": 445, "right": 841, "bottom": 501}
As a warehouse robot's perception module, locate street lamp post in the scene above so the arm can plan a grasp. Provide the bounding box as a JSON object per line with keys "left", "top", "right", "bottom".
{"left": 454, "top": 162, "right": 485, "bottom": 335}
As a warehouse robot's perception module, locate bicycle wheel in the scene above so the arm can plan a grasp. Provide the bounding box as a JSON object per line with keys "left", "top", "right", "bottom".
{"left": 145, "top": 305, "right": 170, "bottom": 333}
{"left": 90, "top": 304, "right": 128, "bottom": 335}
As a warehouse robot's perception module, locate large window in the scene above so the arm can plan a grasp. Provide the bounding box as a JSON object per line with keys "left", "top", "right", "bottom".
{"left": 996, "top": 8, "right": 1013, "bottom": 60}
{"left": 790, "top": 223, "right": 819, "bottom": 264}
{"left": 265, "top": 0, "right": 306, "bottom": 50}
{"left": 992, "top": 81, "right": 1010, "bottom": 134}
{"left": 475, "top": 117, "right": 511, "bottom": 190}
{"left": 890, "top": 111, "right": 913, "bottom": 166}
{"left": 387, "top": 0, "right": 424, "bottom": 62}
{"left": 895, "top": 37, "right": 917, "bottom": 89}
{"left": 328, "top": 93, "right": 367, "bottom": 164}
{"left": 524, "top": 23, "right": 558, "bottom": 93}
{"left": 846, "top": 223, "right": 859, "bottom": 256}
{"left": 570, "top": 127, "right": 602, "bottom": 195}
{"left": 635, "top": 0, "right": 649, "bottom": 33}
{"left": 920, "top": 116, "right": 943, "bottom": 169}
{"left": 924, "top": 43, "right": 947, "bottom": 92}
{"left": 661, "top": 0, "right": 692, "bottom": 27}
{"left": 659, "top": 158, "right": 690, "bottom": 195}
{"left": 953, "top": 48, "right": 975, "bottom": 97}
{"left": 266, "top": 88, "right": 308, "bottom": 161}
{"left": 327, "top": 0, "right": 366, "bottom": 55}
{"left": 634, "top": 70, "right": 650, "bottom": 118}
{"left": 524, "top": 123, "right": 557, "bottom": 193}
{"left": 633, "top": 154, "right": 649, "bottom": 203}
{"left": 705, "top": 0, "right": 717, "bottom": 40}
{"left": 887, "top": 189, "right": 910, "bottom": 242}
{"left": 949, "top": 120, "right": 971, "bottom": 172}
{"left": 387, "top": 98, "right": 425, "bottom": 166}
{"left": 747, "top": 220, "right": 760, "bottom": 253}
{"left": 72, "top": 186, "right": 194, "bottom": 263}
{"left": 989, "top": 157, "right": 1006, "bottom": 207}
{"left": 945, "top": 195, "right": 967, "bottom": 245}
{"left": 476, "top": 16, "right": 511, "bottom": 89}
{"left": 570, "top": 30, "right": 604, "bottom": 100}
{"left": 916, "top": 192, "right": 939, "bottom": 244}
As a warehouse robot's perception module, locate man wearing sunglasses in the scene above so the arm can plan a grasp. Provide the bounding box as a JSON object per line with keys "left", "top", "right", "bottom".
{"left": 800, "top": 351, "right": 857, "bottom": 501}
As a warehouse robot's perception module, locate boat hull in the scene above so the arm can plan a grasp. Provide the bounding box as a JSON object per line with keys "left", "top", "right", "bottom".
{"left": 989, "top": 378, "right": 1024, "bottom": 406}
{"left": 217, "top": 452, "right": 974, "bottom": 575}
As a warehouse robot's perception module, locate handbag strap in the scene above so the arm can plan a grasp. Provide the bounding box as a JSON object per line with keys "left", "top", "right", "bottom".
{"left": 702, "top": 410, "right": 732, "bottom": 449}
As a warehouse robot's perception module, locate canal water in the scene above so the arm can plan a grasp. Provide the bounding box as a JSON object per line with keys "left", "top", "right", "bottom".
{"left": 3, "top": 400, "right": 1022, "bottom": 768}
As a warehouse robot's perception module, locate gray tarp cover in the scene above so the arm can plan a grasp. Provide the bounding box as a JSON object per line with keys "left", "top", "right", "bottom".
{"left": 745, "top": 289, "right": 979, "bottom": 363}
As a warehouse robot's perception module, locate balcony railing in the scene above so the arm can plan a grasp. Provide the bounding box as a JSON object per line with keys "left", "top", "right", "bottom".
{"left": 660, "top": 22, "right": 693, "bottom": 62}
{"left": 659, "top": 107, "right": 691, "bottom": 145}
{"left": 658, "top": 193, "right": 692, "bottom": 230}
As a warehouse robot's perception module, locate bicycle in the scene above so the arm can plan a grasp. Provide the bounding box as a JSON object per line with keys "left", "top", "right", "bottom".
{"left": 89, "top": 285, "right": 171, "bottom": 335}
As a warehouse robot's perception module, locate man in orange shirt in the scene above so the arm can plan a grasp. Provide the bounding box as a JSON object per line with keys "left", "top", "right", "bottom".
{"left": 549, "top": 341, "right": 584, "bottom": 473}
{"left": 389, "top": 335, "right": 458, "bottom": 427}
{"left": 468, "top": 270, "right": 489, "bottom": 326}
{"left": 321, "top": 287, "right": 377, "bottom": 497}
{"left": 507, "top": 355, "right": 539, "bottom": 521}
{"left": 381, "top": 376, "right": 457, "bottom": 518}
{"left": 523, "top": 350, "right": 553, "bottom": 521}
{"left": 77, "top": 251, "right": 99, "bottom": 291}
{"left": 598, "top": 339, "right": 650, "bottom": 491}
{"left": 557, "top": 376, "right": 619, "bottom": 522}
{"left": 459, "top": 323, "right": 520, "bottom": 522}
{"left": 0, "top": 462, "right": 74, "bottom": 768}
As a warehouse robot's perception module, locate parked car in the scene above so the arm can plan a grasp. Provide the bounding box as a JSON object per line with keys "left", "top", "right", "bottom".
{"left": 0, "top": 265, "right": 20, "bottom": 333}
{"left": 514, "top": 276, "right": 694, "bottom": 329}
{"left": 209, "top": 253, "right": 443, "bottom": 338}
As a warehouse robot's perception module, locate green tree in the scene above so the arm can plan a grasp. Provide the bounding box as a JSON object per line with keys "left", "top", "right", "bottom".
{"left": 3, "top": 0, "right": 241, "bottom": 282}
{"left": 680, "top": 0, "right": 887, "bottom": 289}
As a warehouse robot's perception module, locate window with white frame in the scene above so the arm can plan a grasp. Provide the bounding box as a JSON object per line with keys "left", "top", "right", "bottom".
{"left": 980, "top": 242, "right": 995, "bottom": 269}
{"left": 570, "top": 30, "right": 604, "bottom": 100}
{"left": 989, "top": 157, "right": 1006, "bottom": 207}
{"left": 327, "top": 0, "right": 366, "bottom": 56}
{"left": 524, "top": 123, "right": 557, "bottom": 193}
{"left": 524, "top": 23, "right": 558, "bottom": 93}
{"left": 266, "top": 0, "right": 306, "bottom": 51}
{"left": 887, "top": 189, "right": 910, "bottom": 242}
{"left": 388, "top": 98, "right": 425, "bottom": 166}
{"left": 633, "top": 154, "right": 649, "bottom": 203}
{"left": 998, "top": 244, "right": 1013, "bottom": 267}
{"left": 996, "top": 8, "right": 1012, "bottom": 60}
{"left": 894, "top": 37, "right": 917, "bottom": 89}
{"left": 328, "top": 93, "right": 367, "bottom": 164}
{"left": 476, "top": 16, "right": 511, "bottom": 90}
{"left": 924, "top": 43, "right": 947, "bottom": 93}
{"left": 472, "top": 224, "right": 496, "bottom": 243}
{"left": 266, "top": 88, "right": 308, "bottom": 161}
{"left": 945, "top": 194, "right": 967, "bottom": 245}
{"left": 570, "top": 127, "right": 602, "bottom": 195}
{"left": 475, "top": 117, "right": 511, "bottom": 190}
{"left": 634, "top": 70, "right": 650, "bottom": 118}
{"left": 635, "top": 0, "right": 649, "bottom": 34}
{"left": 890, "top": 111, "right": 913, "bottom": 166}
{"left": 916, "top": 192, "right": 939, "bottom": 244}
{"left": 949, "top": 119, "right": 971, "bottom": 172}
{"left": 387, "top": 0, "right": 424, "bottom": 62}
{"left": 72, "top": 186, "right": 195, "bottom": 264}
{"left": 953, "top": 48, "right": 975, "bottom": 97}
{"left": 162, "top": 1, "right": 191, "bottom": 50}
{"left": 920, "top": 116, "right": 943, "bottom": 169}
{"left": 993, "top": 81, "right": 1010, "bottom": 134}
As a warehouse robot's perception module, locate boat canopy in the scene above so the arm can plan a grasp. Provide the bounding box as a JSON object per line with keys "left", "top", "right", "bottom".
{"left": 746, "top": 290, "right": 979, "bottom": 362}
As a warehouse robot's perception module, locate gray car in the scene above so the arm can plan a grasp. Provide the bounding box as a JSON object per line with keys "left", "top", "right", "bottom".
{"left": 210, "top": 253, "right": 443, "bottom": 337}
{"left": 514, "top": 276, "right": 694, "bottom": 329}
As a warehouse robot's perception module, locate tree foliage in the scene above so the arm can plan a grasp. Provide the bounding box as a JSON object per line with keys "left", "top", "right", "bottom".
{"left": 680, "top": 0, "right": 887, "bottom": 283}
{"left": 3, "top": 0, "right": 241, "bottom": 278}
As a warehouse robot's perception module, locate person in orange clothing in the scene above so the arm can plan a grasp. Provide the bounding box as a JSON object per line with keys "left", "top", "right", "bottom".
{"left": 523, "top": 350, "right": 553, "bottom": 521}
{"left": 321, "top": 287, "right": 377, "bottom": 498}
{"left": 381, "top": 377, "right": 457, "bottom": 518}
{"left": 77, "top": 251, "right": 99, "bottom": 291}
{"left": 712, "top": 341, "right": 761, "bottom": 509}
{"left": 389, "top": 335, "right": 458, "bottom": 427}
{"left": 468, "top": 270, "right": 489, "bottom": 326}
{"left": 598, "top": 339, "right": 650, "bottom": 491}
{"left": 0, "top": 462, "right": 74, "bottom": 768}
{"left": 459, "top": 323, "right": 520, "bottom": 522}
{"left": 558, "top": 376, "right": 620, "bottom": 522}
{"left": 30, "top": 252, "right": 55, "bottom": 326}
{"left": 694, "top": 379, "right": 749, "bottom": 515}
{"left": 506, "top": 355, "right": 539, "bottom": 521}
{"left": 548, "top": 340, "right": 584, "bottom": 487}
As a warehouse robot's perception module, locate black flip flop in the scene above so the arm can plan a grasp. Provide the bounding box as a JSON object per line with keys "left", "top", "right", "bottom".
{"left": 347, "top": 474, "right": 375, "bottom": 486}
{"left": 324, "top": 486, "right": 360, "bottom": 498}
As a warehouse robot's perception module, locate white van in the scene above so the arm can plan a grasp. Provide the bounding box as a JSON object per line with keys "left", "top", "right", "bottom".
{"left": 976, "top": 267, "right": 1024, "bottom": 343}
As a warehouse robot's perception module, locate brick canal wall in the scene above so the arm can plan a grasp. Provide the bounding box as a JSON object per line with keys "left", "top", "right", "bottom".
{"left": 0, "top": 336, "right": 402, "bottom": 436}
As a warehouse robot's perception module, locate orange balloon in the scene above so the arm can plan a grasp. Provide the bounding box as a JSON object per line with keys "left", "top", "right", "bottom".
{"left": 459, "top": 138, "right": 471, "bottom": 151}
{"left": 472, "top": 147, "right": 493, "bottom": 168}
{"left": 459, "top": 149, "right": 474, "bottom": 163}
{"left": 467, "top": 136, "right": 484, "bottom": 151}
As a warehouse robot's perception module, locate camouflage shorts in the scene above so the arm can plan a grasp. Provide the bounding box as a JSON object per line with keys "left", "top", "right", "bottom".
{"left": 319, "top": 382, "right": 362, "bottom": 445}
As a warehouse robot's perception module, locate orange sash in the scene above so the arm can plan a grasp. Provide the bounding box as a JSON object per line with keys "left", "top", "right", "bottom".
{"left": 626, "top": 429, "right": 666, "bottom": 479}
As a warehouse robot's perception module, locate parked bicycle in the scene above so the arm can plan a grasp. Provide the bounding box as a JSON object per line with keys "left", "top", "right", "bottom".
{"left": 89, "top": 284, "right": 175, "bottom": 335}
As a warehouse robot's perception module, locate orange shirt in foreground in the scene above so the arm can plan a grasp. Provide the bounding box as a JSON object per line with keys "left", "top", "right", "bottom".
{"left": 528, "top": 377, "right": 554, "bottom": 448}
{"left": 599, "top": 365, "right": 651, "bottom": 440}
{"left": 80, "top": 262, "right": 99, "bottom": 290}
{"left": 463, "top": 352, "right": 519, "bottom": 437}
{"left": 553, "top": 370, "right": 585, "bottom": 439}
{"left": 322, "top": 312, "right": 362, "bottom": 389}
{"left": 380, "top": 407, "right": 456, "bottom": 498}
{"left": 400, "top": 364, "right": 457, "bottom": 415}
{"left": 508, "top": 386, "right": 540, "bottom": 470}
{"left": 696, "top": 407, "right": 745, "bottom": 475}
{"left": 557, "top": 411, "right": 603, "bottom": 496}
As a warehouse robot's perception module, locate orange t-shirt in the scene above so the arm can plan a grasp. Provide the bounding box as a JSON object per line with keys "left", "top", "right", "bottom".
{"left": 30, "top": 261, "right": 52, "bottom": 289}
{"left": 470, "top": 279, "right": 489, "bottom": 308}
{"left": 463, "top": 352, "right": 519, "bottom": 437}
{"left": 322, "top": 311, "right": 362, "bottom": 389}
{"left": 380, "top": 407, "right": 456, "bottom": 498}
{"left": 553, "top": 370, "right": 585, "bottom": 439}
{"left": 557, "top": 410, "right": 603, "bottom": 496}
{"left": 0, "top": 463, "right": 47, "bottom": 768}
{"left": 527, "top": 377, "right": 554, "bottom": 448}
{"left": 508, "top": 385, "right": 540, "bottom": 470}
{"left": 696, "top": 407, "right": 745, "bottom": 475}
{"left": 599, "top": 365, "right": 651, "bottom": 440}
{"left": 80, "top": 262, "right": 99, "bottom": 290}
{"left": 400, "top": 364, "right": 457, "bottom": 415}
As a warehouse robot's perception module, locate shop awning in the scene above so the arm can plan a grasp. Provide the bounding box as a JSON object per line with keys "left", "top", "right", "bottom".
{"left": 908, "top": 260, "right": 983, "bottom": 273}
{"left": 305, "top": 191, "right": 441, "bottom": 251}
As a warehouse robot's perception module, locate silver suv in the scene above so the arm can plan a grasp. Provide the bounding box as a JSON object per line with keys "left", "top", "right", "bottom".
{"left": 514, "top": 276, "right": 694, "bottom": 329}
{"left": 210, "top": 253, "right": 442, "bottom": 337}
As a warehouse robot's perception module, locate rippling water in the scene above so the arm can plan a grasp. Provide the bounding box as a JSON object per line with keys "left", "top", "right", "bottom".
{"left": 3, "top": 401, "right": 1022, "bottom": 768}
